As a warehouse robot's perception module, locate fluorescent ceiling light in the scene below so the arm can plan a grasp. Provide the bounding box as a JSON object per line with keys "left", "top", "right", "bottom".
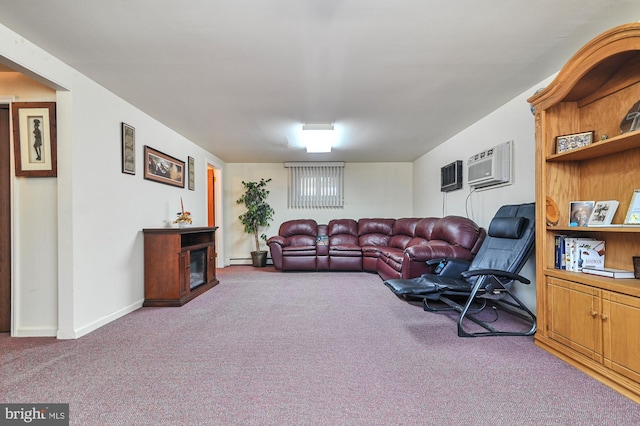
{"left": 302, "top": 123, "right": 334, "bottom": 153}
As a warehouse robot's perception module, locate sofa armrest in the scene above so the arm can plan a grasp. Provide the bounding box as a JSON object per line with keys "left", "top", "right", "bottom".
{"left": 404, "top": 244, "right": 474, "bottom": 263}
{"left": 267, "top": 237, "right": 285, "bottom": 270}
{"left": 267, "top": 236, "right": 286, "bottom": 246}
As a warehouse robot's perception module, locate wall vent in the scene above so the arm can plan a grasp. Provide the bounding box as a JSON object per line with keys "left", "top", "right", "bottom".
{"left": 467, "top": 140, "right": 513, "bottom": 189}
{"left": 440, "top": 160, "right": 463, "bottom": 192}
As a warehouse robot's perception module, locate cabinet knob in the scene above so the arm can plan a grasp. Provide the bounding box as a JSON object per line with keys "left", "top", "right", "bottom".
{"left": 590, "top": 310, "right": 598, "bottom": 318}
{"left": 601, "top": 313, "right": 609, "bottom": 321}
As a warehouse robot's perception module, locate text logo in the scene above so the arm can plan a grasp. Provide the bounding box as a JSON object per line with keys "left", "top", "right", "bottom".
{"left": 1, "top": 404, "right": 68, "bottom": 425}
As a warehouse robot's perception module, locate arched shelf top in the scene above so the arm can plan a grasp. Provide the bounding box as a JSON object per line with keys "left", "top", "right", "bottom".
{"left": 529, "top": 23, "right": 640, "bottom": 111}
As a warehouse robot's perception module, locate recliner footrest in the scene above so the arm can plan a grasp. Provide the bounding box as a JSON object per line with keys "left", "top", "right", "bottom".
{"left": 384, "top": 275, "right": 471, "bottom": 297}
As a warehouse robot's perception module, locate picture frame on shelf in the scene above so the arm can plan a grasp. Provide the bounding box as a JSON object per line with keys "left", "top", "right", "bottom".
{"left": 624, "top": 189, "right": 640, "bottom": 224}
{"left": 11, "top": 102, "right": 57, "bottom": 177}
{"left": 555, "top": 130, "right": 594, "bottom": 154}
{"left": 121, "top": 122, "right": 135, "bottom": 175}
{"left": 620, "top": 99, "right": 640, "bottom": 134}
{"left": 143, "top": 145, "right": 185, "bottom": 188}
{"left": 188, "top": 156, "right": 195, "bottom": 191}
{"left": 569, "top": 200, "right": 594, "bottom": 227}
{"left": 587, "top": 200, "right": 619, "bottom": 226}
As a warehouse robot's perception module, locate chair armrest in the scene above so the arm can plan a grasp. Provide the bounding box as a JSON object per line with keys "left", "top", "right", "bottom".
{"left": 461, "top": 269, "right": 531, "bottom": 285}
{"left": 436, "top": 258, "right": 471, "bottom": 277}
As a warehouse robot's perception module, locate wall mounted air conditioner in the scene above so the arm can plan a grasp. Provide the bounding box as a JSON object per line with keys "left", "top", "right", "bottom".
{"left": 440, "top": 160, "right": 463, "bottom": 192}
{"left": 467, "top": 140, "right": 512, "bottom": 189}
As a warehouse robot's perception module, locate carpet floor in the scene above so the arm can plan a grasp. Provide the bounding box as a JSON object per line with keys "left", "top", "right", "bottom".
{"left": 1, "top": 266, "right": 639, "bottom": 425}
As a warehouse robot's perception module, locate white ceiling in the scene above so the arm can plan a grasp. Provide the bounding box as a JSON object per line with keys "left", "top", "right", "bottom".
{"left": 0, "top": 1, "right": 638, "bottom": 163}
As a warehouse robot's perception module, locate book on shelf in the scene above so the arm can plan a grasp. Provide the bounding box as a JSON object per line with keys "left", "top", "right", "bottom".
{"left": 559, "top": 236, "right": 605, "bottom": 271}
{"left": 569, "top": 201, "right": 594, "bottom": 227}
{"left": 576, "top": 238, "right": 605, "bottom": 271}
{"left": 554, "top": 234, "right": 568, "bottom": 270}
{"left": 587, "top": 200, "right": 619, "bottom": 226}
{"left": 582, "top": 267, "right": 635, "bottom": 279}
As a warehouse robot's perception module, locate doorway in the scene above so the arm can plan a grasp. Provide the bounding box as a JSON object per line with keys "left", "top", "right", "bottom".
{"left": 0, "top": 104, "right": 11, "bottom": 332}
{"left": 207, "top": 166, "right": 216, "bottom": 227}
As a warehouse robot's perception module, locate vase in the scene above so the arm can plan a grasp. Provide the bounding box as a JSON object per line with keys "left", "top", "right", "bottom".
{"left": 178, "top": 222, "right": 190, "bottom": 229}
{"left": 251, "top": 251, "right": 268, "bottom": 267}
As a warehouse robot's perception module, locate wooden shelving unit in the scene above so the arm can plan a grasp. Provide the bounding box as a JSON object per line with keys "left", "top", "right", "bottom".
{"left": 529, "top": 23, "right": 640, "bottom": 403}
{"left": 143, "top": 227, "right": 219, "bottom": 307}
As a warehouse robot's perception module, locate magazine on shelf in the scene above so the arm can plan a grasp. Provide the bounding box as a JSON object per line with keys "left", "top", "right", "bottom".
{"left": 587, "top": 200, "right": 619, "bottom": 226}
{"left": 582, "top": 267, "right": 635, "bottom": 279}
{"left": 569, "top": 201, "right": 594, "bottom": 227}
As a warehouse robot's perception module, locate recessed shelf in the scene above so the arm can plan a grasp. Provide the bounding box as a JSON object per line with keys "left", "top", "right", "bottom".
{"left": 546, "top": 129, "right": 640, "bottom": 162}
{"left": 546, "top": 225, "right": 640, "bottom": 233}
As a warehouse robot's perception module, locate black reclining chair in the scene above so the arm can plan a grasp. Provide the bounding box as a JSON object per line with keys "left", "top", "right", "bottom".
{"left": 384, "top": 203, "right": 536, "bottom": 337}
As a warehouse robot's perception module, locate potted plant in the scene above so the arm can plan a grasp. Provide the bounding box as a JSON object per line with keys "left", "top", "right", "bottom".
{"left": 236, "top": 178, "right": 275, "bottom": 267}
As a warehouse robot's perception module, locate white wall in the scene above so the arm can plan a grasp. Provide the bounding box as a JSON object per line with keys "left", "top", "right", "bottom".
{"left": 412, "top": 76, "right": 556, "bottom": 312}
{"left": 226, "top": 162, "right": 413, "bottom": 263}
{"left": 0, "top": 23, "right": 226, "bottom": 338}
{"left": 0, "top": 16, "right": 561, "bottom": 333}
{"left": 0, "top": 73, "right": 58, "bottom": 335}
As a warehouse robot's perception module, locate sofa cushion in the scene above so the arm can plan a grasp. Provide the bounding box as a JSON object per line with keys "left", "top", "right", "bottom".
{"left": 430, "top": 216, "right": 483, "bottom": 250}
{"left": 358, "top": 218, "right": 395, "bottom": 235}
{"left": 279, "top": 219, "right": 318, "bottom": 238}
{"left": 328, "top": 219, "right": 359, "bottom": 248}
{"left": 286, "top": 235, "right": 317, "bottom": 247}
{"left": 387, "top": 218, "right": 420, "bottom": 249}
{"left": 414, "top": 217, "right": 438, "bottom": 240}
{"left": 358, "top": 218, "right": 395, "bottom": 248}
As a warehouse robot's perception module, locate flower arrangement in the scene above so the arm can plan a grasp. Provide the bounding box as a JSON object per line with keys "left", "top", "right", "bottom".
{"left": 173, "top": 197, "right": 192, "bottom": 225}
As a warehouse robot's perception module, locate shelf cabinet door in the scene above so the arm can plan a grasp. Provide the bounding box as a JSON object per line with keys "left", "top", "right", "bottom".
{"left": 206, "top": 245, "right": 216, "bottom": 283}
{"left": 603, "top": 291, "right": 640, "bottom": 383}
{"left": 547, "top": 277, "right": 603, "bottom": 362}
{"left": 179, "top": 252, "right": 188, "bottom": 298}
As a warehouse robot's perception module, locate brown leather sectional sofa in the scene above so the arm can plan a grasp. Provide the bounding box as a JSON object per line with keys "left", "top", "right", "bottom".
{"left": 267, "top": 216, "right": 486, "bottom": 280}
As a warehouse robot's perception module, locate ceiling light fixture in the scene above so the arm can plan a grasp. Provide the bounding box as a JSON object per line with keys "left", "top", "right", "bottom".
{"left": 302, "top": 123, "right": 334, "bottom": 153}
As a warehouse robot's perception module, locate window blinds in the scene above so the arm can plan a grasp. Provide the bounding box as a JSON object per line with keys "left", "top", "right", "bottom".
{"left": 284, "top": 162, "right": 344, "bottom": 208}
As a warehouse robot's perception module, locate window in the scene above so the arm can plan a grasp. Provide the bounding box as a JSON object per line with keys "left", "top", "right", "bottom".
{"left": 284, "top": 162, "right": 344, "bottom": 208}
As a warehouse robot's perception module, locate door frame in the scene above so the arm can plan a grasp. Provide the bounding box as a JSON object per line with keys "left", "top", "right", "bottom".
{"left": 0, "top": 100, "right": 13, "bottom": 332}
{"left": 206, "top": 161, "right": 224, "bottom": 268}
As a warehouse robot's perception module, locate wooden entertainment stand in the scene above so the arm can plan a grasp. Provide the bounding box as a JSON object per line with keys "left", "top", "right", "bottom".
{"left": 143, "top": 227, "right": 219, "bottom": 307}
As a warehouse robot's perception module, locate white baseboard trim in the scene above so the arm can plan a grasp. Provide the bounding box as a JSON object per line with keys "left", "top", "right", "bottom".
{"left": 13, "top": 327, "right": 57, "bottom": 337}
{"left": 228, "top": 257, "right": 273, "bottom": 266}
{"left": 59, "top": 299, "right": 144, "bottom": 339}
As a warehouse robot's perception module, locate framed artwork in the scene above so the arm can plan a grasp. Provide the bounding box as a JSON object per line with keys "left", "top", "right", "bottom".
{"left": 624, "top": 190, "right": 640, "bottom": 224}
{"left": 121, "top": 123, "right": 135, "bottom": 174}
{"left": 556, "top": 131, "right": 594, "bottom": 154}
{"left": 11, "top": 102, "right": 57, "bottom": 177}
{"left": 143, "top": 145, "right": 185, "bottom": 188}
{"left": 188, "top": 156, "right": 195, "bottom": 190}
{"left": 569, "top": 200, "right": 594, "bottom": 227}
{"left": 587, "top": 200, "right": 619, "bottom": 226}
{"left": 620, "top": 100, "right": 640, "bottom": 134}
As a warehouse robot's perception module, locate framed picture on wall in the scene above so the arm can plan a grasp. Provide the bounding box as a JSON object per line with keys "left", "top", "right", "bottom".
{"left": 143, "top": 145, "right": 185, "bottom": 188}
{"left": 188, "top": 156, "right": 195, "bottom": 190}
{"left": 11, "top": 102, "right": 57, "bottom": 177}
{"left": 121, "top": 122, "right": 135, "bottom": 175}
